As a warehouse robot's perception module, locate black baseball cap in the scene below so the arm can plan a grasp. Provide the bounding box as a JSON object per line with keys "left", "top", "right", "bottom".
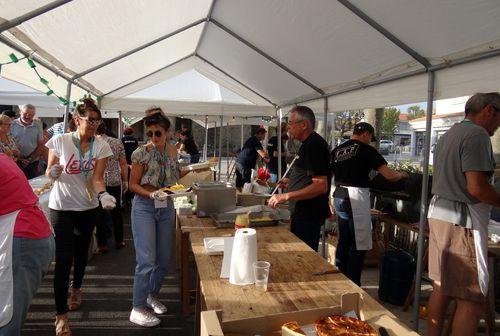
{"left": 353, "top": 122, "right": 377, "bottom": 142}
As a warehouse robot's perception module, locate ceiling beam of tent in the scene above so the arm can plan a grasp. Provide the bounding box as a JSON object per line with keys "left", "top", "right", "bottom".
{"left": 287, "top": 48, "right": 500, "bottom": 107}
{"left": 0, "top": 0, "right": 73, "bottom": 34}
{"left": 196, "top": 54, "right": 277, "bottom": 107}
{"left": 72, "top": 18, "right": 205, "bottom": 80}
{"left": 0, "top": 35, "right": 100, "bottom": 96}
{"left": 337, "top": 0, "right": 431, "bottom": 69}
{"left": 209, "top": 19, "right": 325, "bottom": 95}
{"left": 194, "top": 0, "right": 217, "bottom": 54}
{"left": 101, "top": 53, "right": 196, "bottom": 98}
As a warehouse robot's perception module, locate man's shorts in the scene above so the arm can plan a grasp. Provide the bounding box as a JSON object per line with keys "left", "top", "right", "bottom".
{"left": 428, "top": 218, "right": 485, "bottom": 302}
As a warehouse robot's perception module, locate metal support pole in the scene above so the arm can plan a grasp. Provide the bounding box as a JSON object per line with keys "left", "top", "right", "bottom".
{"left": 240, "top": 123, "right": 244, "bottom": 149}
{"left": 117, "top": 111, "right": 123, "bottom": 138}
{"left": 204, "top": 116, "right": 208, "bottom": 161}
{"left": 412, "top": 71, "right": 435, "bottom": 331}
{"left": 323, "top": 97, "right": 328, "bottom": 140}
{"left": 277, "top": 108, "right": 282, "bottom": 182}
{"left": 62, "top": 82, "right": 72, "bottom": 133}
{"left": 218, "top": 115, "right": 223, "bottom": 181}
{"left": 213, "top": 121, "right": 217, "bottom": 158}
{"left": 226, "top": 122, "right": 230, "bottom": 178}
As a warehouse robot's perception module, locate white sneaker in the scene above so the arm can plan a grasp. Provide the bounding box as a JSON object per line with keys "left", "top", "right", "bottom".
{"left": 129, "top": 307, "right": 161, "bottom": 327}
{"left": 147, "top": 295, "right": 168, "bottom": 314}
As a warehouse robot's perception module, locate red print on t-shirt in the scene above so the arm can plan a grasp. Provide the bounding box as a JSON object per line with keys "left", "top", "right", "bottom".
{"left": 65, "top": 153, "right": 96, "bottom": 174}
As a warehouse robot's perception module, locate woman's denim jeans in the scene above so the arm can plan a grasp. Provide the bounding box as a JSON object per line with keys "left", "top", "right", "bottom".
{"left": 131, "top": 195, "right": 175, "bottom": 307}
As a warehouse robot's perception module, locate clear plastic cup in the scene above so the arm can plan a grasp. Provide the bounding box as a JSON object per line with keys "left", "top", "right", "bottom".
{"left": 253, "top": 261, "right": 270, "bottom": 292}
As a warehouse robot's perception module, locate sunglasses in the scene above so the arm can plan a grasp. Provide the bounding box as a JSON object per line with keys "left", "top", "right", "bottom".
{"left": 146, "top": 130, "right": 164, "bottom": 138}
{"left": 78, "top": 116, "right": 101, "bottom": 126}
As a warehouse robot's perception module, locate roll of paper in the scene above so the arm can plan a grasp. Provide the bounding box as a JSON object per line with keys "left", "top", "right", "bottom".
{"left": 229, "top": 228, "right": 258, "bottom": 285}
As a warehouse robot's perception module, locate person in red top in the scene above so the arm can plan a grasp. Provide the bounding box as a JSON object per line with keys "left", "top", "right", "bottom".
{"left": 0, "top": 153, "right": 54, "bottom": 336}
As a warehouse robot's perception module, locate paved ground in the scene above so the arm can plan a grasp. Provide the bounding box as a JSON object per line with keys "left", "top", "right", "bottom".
{"left": 22, "top": 206, "right": 195, "bottom": 336}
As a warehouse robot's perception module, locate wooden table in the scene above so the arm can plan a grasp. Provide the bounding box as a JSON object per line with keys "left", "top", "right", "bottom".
{"left": 190, "top": 226, "right": 397, "bottom": 325}
{"left": 177, "top": 214, "right": 218, "bottom": 316}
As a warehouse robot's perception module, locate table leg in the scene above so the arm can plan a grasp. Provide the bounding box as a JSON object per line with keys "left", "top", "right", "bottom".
{"left": 485, "top": 256, "right": 496, "bottom": 336}
{"left": 403, "top": 241, "right": 429, "bottom": 311}
{"left": 181, "top": 231, "right": 191, "bottom": 316}
{"left": 195, "top": 272, "right": 201, "bottom": 336}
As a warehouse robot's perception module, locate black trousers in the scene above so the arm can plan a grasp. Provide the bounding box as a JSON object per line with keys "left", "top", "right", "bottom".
{"left": 235, "top": 163, "right": 252, "bottom": 189}
{"left": 50, "top": 207, "right": 99, "bottom": 315}
{"left": 96, "top": 186, "right": 124, "bottom": 246}
{"left": 290, "top": 214, "right": 323, "bottom": 252}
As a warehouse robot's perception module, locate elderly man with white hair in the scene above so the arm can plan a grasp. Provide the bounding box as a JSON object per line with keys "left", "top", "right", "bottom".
{"left": 10, "top": 104, "right": 45, "bottom": 179}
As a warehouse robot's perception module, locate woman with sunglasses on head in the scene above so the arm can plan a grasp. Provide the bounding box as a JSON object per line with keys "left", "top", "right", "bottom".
{"left": 45, "top": 98, "right": 116, "bottom": 336}
{"left": 128, "top": 107, "right": 186, "bottom": 327}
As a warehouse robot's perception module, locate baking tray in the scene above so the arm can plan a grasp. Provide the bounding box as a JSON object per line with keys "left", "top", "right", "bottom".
{"left": 210, "top": 211, "right": 284, "bottom": 229}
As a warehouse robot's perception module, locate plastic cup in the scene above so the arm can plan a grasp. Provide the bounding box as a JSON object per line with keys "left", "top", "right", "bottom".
{"left": 253, "top": 261, "right": 270, "bottom": 292}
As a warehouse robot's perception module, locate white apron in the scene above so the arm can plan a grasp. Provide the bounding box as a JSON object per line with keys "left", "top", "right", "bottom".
{"left": 468, "top": 202, "right": 491, "bottom": 296}
{"left": 346, "top": 187, "right": 372, "bottom": 251}
{"left": 0, "top": 210, "right": 19, "bottom": 327}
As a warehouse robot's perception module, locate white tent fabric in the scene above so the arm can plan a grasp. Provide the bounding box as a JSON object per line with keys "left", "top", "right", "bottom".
{"left": 0, "top": 0, "right": 499, "bottom": 116}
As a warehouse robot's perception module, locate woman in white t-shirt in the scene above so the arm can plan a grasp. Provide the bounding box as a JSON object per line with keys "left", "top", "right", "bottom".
{"left": 45, "top": 98, "right": 116, "bottom": 336}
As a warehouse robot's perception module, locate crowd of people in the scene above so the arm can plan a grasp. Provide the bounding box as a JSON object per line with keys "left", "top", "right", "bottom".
{"left": 1, "top": 92, "right": 499, "bottom": 336}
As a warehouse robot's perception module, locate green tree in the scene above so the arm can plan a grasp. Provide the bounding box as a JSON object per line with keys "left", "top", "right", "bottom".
{"left": 407, "top": 105, "right": 425, "bottom": 120}
{"left": 381, "top": 107, "right": 400, "bottom": 135}
{"left": 334, "top": 110, "right": 365, "bottom": 137}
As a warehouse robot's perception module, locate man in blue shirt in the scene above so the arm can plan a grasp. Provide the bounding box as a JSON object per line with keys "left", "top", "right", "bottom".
{"left": 235, "top": 128, "right": 269, "bottom": 191}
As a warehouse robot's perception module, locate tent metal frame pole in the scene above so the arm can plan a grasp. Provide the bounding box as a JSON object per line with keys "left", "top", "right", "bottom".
{"left": 213, "top": 121, "right": 217, "bottom": 158}
{"left": 277, "top": 108, "right": 282, "bottom": 183}
{"left": 412, "top": 71, "right": 435, "bottom": 331}
{"left": 218, "top": 115, "right": 223, "bottom": 181}
{"left": 285, "top": 49, "right": 500, "bottom": 107}
{"left": 101, "top": 53, "right": 195, "bottom": 98}
{"left": 0, "top": 36, "right": 100, "bottom": 96}
{"left": 226, "top": 122, "right": 230, "bottom": 177}
{"left": 0, "top": 0, "right": 72, "bottom": 33}
{"left": 196, "top": 55, "right": 276, "bottom": 107}
{"left": 323, "top": 97, "right": 328, "bottom": 140}
{"left": 117, "top": 111, "right": 123, "bottom": 138}
{"left": 210, "top": 19, "right": 324, "bottom": 95}
{"left": 240, "top": 123, "right": 244, "bottom": 149}
{"left": 337, "top": 0, "right": 430, "bottom": 68}
{"left": 194, "top": 0, "right": 217, "bottom": 54}
{"left": 73, "top": 19, "right": 205, "bottom": 79}
{"left": 62, "top": 82, "right": 72, "bottom": 134}
{"left": 204, "top": 116, "right": 209, "bottom": 161}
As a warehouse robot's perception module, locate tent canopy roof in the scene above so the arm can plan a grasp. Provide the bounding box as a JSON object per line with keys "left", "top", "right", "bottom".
{"left": 0, "top": 0, "right": 499, "bottom": 118}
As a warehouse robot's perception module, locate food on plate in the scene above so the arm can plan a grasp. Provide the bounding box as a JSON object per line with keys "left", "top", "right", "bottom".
{"left": 34, "top": 181, "right": 52, "bottom": 195}
{"left": 281, "top": 321, "right": 306, "bottom": 335}
{"left": 162, "top": 183, "right": 186, "bottom": 192}
{"left": 315, "top": 315, "right": 376, "bottom": 336}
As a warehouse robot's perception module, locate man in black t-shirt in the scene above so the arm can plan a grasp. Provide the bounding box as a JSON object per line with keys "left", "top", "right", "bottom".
{"left": 179, "top": 130, "right": 200, "bottom": 163}
{"left": 235, "top": 128, "right": 269, "bottom": 190}
{"left": 122, "top": 127, "right": 139, "bottom": 165}
{"left": 331, "top": 122, "right": 406, "bottom": 285}
{"left": 268, "top": 106, "right": 331, "bottom": 251}
{"left": 267, "top": 122, "right": 288, "bottom": 184}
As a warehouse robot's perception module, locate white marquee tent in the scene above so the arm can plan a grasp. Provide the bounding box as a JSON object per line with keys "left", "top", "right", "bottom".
{"left": 1, "top": 0, "right": 500, "bottom": 331}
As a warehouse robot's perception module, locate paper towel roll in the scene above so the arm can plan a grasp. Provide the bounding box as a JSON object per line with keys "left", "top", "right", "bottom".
{"left": 229, "top": 228, "right": 258, "bottom": 285}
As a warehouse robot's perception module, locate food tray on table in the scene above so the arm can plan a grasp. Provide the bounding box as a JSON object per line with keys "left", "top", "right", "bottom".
{"left": 210, "top": 206, "right": 289, "bottom": 229}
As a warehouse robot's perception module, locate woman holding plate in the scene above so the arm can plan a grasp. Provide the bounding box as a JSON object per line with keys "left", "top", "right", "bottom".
{"left": 129, "top": 107, "right": 189, "bottom": 327}
{"left": 45, "top": 98, "right": 115, "bottom": 335}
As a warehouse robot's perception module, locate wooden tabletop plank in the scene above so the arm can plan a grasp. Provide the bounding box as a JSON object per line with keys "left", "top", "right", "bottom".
{"left": 190, "top": 226, "right": 396, "bottom": 322}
